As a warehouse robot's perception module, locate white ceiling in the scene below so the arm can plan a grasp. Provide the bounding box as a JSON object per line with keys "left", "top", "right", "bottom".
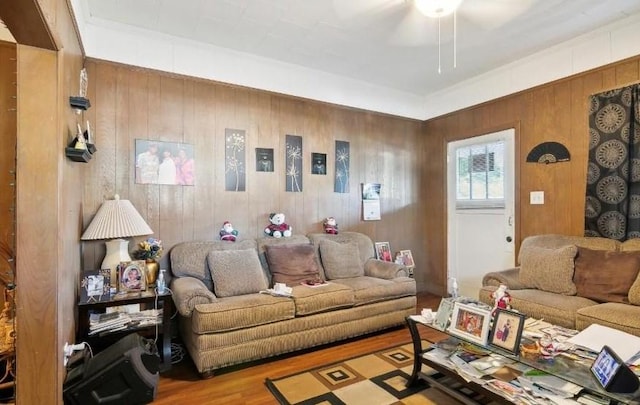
{"left": 72, "top": 0, "right": 640, "bottom": 119}
{"left": 81, "top": 0, "right": 640, "bottom": 96}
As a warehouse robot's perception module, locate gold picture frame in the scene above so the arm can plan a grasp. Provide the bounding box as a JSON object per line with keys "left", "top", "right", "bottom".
{"left": 118, "top": 260, "right": 146, "bottom": 293}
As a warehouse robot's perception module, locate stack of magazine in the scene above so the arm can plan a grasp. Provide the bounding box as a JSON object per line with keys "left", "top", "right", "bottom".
{"left": 89, "top": 309, "right": 162, "bottom": 336}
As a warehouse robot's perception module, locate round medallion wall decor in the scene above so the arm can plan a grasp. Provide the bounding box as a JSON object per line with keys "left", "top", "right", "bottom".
{"left": 595, "top": 139, "right": 626, "bottom": 169}
{"left": 595, "top": 104, "right": 626, "bottom": 134}
{"left": 597, "top": 211, "right": 626, "bottom": 240}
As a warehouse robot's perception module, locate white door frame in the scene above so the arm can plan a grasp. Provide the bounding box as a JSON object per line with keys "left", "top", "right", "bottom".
{"left": 446, "top": 128, "right": 516, "bottom": 298}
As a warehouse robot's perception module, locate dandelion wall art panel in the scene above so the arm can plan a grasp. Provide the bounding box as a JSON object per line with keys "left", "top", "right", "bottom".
{"left": 225, "top": 129, "right": 246, "bottom": 191}
{"left": 285, "top": 134, "right": 303, "bottom": 192}
{"left": 334, "top": 140, "right": 350, "bottom": 193}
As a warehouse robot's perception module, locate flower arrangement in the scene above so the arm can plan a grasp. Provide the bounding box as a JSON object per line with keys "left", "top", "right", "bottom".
{"left": 133, "top": 237, "right": 163, "bottom": 261}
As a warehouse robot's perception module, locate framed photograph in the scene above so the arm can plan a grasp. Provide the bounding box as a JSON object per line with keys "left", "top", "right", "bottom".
{"left": 256, "top": 148, "right": 274, "bottom": 172}
{"left": 433, "top": 297, "right": 455, "bottom": 331}
{"left": 118, "top": 260, "right": 146, "bottom": 293}
{"left": 450, "top": 302, "right": 492, "bottom": 346}
{"left": 375, "top": 242, "right": 392, "bottom": 262}
{"left": 489, "top": 308, "right": 526, "bottom": 355}
{"left": 80, "top": 269, "right": 111, "bottom": 303}
{"left": 399, "top": 250, "right": 415, "bottom": 268}
{"left": 135, "top": 139, "right": 195, "bottom": 185}
{"left": 311, "top": 152, "right": 327, "bottom": 175}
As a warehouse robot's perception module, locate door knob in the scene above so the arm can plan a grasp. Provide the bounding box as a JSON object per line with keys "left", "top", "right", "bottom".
{"left": 506, "top": 236, "right": 513, "bottom": 242}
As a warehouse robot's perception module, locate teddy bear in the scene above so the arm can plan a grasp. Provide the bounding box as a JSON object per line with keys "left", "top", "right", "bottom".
{"left": 264, "top": 213, "right": 292, "bottom": 238}
{"left": 219, "top": 221, "right": 238, "bottom": 242}
{"left": 323, "top": 217, "right": 338, "bottom": 234}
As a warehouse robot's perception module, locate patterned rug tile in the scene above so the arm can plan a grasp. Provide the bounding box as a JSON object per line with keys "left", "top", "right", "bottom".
{"left": 333, "top": 379, "right": 399, "bottom": 405}
{"left": 265, "top": 341, "right": 470, "bottom": 405}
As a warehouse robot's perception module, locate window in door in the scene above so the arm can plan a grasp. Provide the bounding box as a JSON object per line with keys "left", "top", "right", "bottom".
{"left": 455, "top": 141, "right": 505, "bottom": 209}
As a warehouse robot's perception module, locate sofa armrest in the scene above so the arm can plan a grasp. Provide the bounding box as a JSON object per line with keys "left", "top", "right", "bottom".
{"left": 482, "top": 267, "right": 527, "bottom": 289}
{"left": 364, "top": 258, "right": 408, "bottom": 279}
{"left": 170, "top": 276, "right": 217, "bottom": 317}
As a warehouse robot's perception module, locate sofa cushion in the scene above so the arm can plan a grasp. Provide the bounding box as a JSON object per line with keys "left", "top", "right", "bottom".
{"left": 576, "top": 303, "right": 640, "bottom": 336}
{"left": 319, "top": 239, "right": 364, "bottom": 279}
{"left": 332, "top": 276, "right": 416, "bottom": 306}
{"left": 519, "top": 245, "right": 578, "bottom": 295}
{"left": 191, "top": 294, "right": 295, "bottom": 333}
{"left": 265, "top": 244, "right": 320, "bottom": 285}
{"left": 170, "top": 240, "right": 257, "bottom": 290}
{"left": 207, "top": 249, "right": 268, "bottom": 297}
{"left": 574, "top": 247, "right": 640, "bottom": 303}
{"left": 289, "top": 283, "right": 355, "bottom": 316}
{"left": 479, "top": 285, "right": 597, "bottom": 329}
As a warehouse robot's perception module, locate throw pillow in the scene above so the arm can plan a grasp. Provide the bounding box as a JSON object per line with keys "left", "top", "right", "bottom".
{"left": 519, "top": 245, "right": 578, "bottom": 295}
{"left": 574, "top": 247, "right": 640, "bottom": 303}
{"left": 265, "top": 244, "right": 321, "bottom": 285}
{"left": 207, "top": 249, "right": 268, "bottom": 297}
{"left": 319, "top": 239, "right": 363, "bottom": 279}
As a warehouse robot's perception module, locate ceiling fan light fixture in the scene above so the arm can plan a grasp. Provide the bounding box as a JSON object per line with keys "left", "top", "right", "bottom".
{"left": 414, "top": 0, "right": 463, "bottom": 18}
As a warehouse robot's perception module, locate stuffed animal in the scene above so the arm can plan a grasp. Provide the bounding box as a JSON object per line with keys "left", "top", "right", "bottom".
{"left": 323, "top": 217, "right": 339, "bottom": 234}
{"left": 219, "top": 221, "right": 238, "bottom": 242}
{"left": 490, "top": 284, "right": 512, "bottom": 315}
{"left": 264, "top": 213, "right": 292, "bottom": 238}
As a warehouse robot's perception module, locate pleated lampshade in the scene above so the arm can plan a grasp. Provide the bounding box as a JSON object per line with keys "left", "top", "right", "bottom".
{"left": 81, "top": 195, "right": 153, "bottom": 240}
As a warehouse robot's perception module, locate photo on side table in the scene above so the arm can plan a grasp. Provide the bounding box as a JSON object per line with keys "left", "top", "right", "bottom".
{"left": 80, "top": 269, "right": 111, "bottom": 303}
{"left": 449, "top": 302, "right": 492, "bottom": 346}
{"left": 399, "top": 250, "right": 415, "bottom": 268}
{"left": 433, "top": 297, "right": 455, "bottom": 331}
{"left": 374, "top": 242, "right": 392, "bottom": 262}
{"left": 489, "top": 308, "right": 526, "bottom": 355}
{"left": 118, "top": 260, "right": 147, "bottom": 293}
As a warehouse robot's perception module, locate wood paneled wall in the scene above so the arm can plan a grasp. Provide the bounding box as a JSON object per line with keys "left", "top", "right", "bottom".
{"left": 81, "top": 60, "right": 428, "bottom": 289}
{"left": 423, "top": 55, "right": 640, "bottom": 296}
{"left": 11, "top": 0, "right": 84, "bottom": 403}
{"left": 0, "top": 42, "right": 16, "bottom": 292}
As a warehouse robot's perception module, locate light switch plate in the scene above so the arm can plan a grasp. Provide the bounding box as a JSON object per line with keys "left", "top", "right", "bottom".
{"left": 530, "top": 191, "right": 544, "bottom": 205}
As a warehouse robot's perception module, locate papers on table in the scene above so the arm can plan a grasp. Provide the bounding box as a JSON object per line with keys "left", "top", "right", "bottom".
{"left": 566, "top": 324, "right": 640, "bottom": 364}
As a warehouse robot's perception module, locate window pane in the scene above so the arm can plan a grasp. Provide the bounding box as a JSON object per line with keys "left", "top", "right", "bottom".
{"left": 455, "top": 140, "right": 505, "bottom": 207}
{"left": 456, "top": 149, "right": 470, "bottom": 200}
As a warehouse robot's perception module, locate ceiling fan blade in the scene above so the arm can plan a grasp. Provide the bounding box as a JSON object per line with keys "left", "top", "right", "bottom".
{"left": 332, "top": 0, "right": 405, "bottom": 21}
{"left": 388, "top": 8, "right": 438, "bottom": 46}
{"left": 460, "top": 0, "right": 536, "bottom": 30}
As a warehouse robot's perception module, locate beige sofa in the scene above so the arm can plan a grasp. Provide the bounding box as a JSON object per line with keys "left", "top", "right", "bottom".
{"left": 479, "top": 234, "right": 640, "bottom": 336}
{"left": 169, "top": 232, "right": 416, "bottom": 377}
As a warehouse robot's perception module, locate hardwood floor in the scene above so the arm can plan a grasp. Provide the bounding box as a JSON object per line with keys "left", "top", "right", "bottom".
{"left": 152, "top": 292, "right": 447, "bottom": 404}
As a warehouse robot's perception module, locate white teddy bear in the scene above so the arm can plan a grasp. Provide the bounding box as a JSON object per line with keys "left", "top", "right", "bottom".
{"left": 264, "top": 213, "right": 292, "bottom": 238}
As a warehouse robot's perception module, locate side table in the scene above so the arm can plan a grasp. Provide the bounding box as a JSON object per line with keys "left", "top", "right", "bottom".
{"left": 77, "top": 290, "right": 173, "bottom": 372}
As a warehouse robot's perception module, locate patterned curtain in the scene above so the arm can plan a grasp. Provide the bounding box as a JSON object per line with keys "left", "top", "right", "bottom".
{"left": 585, "top": 84, "right": 640, "bottom": 240}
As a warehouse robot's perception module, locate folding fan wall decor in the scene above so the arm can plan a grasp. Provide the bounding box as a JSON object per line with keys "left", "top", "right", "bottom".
{"left": 526, "top": 141, "right": 570, "bottom": 164}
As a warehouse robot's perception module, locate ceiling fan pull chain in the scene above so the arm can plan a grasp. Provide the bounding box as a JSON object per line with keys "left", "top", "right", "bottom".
{"left": 438, "top": 17, "right": 442, "bottom": 74}
{"left": 454, "top": 10, "right": 457, "bottom": 69}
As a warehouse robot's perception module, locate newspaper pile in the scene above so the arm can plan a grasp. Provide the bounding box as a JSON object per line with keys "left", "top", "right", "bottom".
{"left": 89, "top": 309, "right": 162, "bottom": 336}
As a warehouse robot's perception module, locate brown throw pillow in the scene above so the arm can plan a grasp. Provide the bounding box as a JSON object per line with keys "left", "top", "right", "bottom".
{"left": 574, "top": 247, "right": 640, "bottom": 303}
{"left": 519, "top": 245, "right": 578, "bottom": 295}
{"left": 319, "top": 239, "right": 363, "bottom": 279}
{"left": 265, "top": 244, "right": 320, "bottom": 285}
{"left": 207, "top": 249, "right": 268, "bottom": 297}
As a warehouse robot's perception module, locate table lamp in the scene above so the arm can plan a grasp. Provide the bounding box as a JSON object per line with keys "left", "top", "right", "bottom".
{"left": 81, "top": 195, "right": 153, "bottom": 285}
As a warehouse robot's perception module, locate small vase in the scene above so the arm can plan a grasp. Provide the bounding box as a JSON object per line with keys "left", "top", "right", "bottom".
{"left": 145, "top": 259, "right": 159, "bottom": 287}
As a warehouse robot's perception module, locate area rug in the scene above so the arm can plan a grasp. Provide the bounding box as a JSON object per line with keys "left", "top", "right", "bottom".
{"left": 265, "top": 341, "right": 493, "bottom": 405}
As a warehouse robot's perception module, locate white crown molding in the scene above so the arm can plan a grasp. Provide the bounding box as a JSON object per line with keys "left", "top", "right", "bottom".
{"left": 70, "top": 0, "right": 640, "bottom": 121}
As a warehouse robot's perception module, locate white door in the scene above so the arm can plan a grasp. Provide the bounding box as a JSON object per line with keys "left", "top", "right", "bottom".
{"left": 447, "top": 129, "right": 515, "bottom": 299}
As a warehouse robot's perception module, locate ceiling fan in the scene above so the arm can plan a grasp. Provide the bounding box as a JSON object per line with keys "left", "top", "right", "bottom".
{"left": 333, "top": 0, "right": 537, "bottom": 47}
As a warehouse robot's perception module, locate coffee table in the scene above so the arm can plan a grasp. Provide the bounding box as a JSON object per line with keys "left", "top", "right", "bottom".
{"left": 406, "top": 316, "right": 640, "bottom": 404}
